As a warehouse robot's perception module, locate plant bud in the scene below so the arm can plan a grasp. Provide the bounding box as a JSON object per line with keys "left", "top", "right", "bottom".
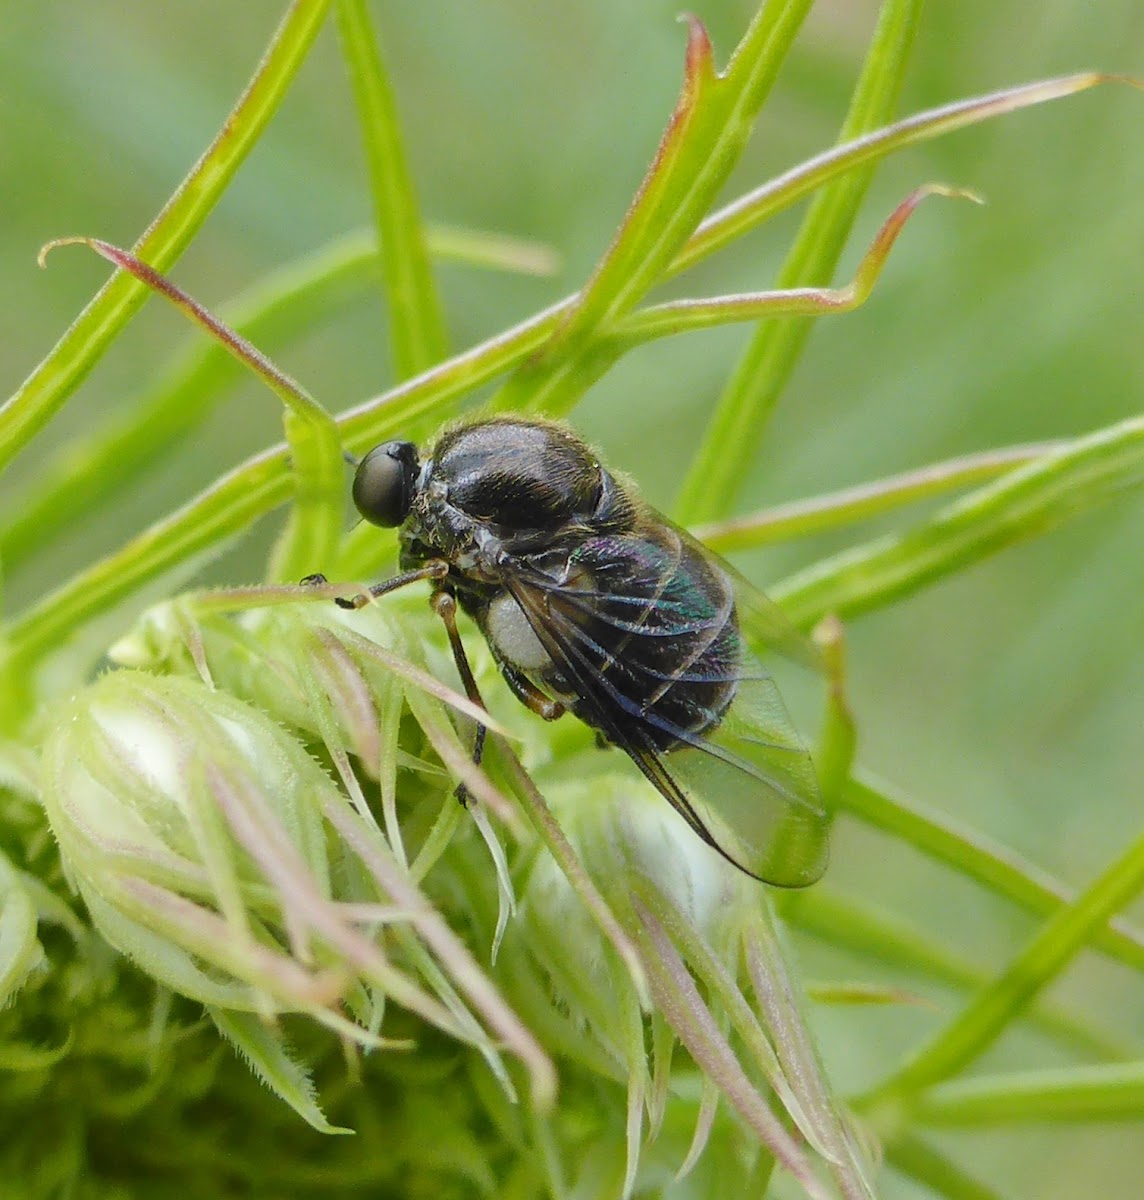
{"left": 41, "top": 669, "right": 346, "bottom": 1013}
{"left": 540, "top": 772, "right": 742, "bottom": 929}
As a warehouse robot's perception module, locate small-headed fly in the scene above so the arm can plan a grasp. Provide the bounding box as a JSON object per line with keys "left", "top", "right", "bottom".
{"left": 312, "top": 417, "right": 828, "bottom": 887}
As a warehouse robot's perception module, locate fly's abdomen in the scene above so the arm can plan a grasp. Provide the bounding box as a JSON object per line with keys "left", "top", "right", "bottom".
{"left": 560, "top": 530, "right": 741, "bottom": 752}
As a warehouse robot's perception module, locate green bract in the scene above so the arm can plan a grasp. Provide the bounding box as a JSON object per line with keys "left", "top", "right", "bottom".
{"left": 39, "top": 662, "right": 558, "bottom": 1127}
{"left": 42, "top": 670, "right": 343, "bottom": 1011}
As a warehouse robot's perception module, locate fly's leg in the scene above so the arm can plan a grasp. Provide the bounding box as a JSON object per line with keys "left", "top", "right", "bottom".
{"left": 301, "top": 559, "right": 449, "bottom": 609}
{"left": 429, "top": 589, "right": 488, "bottom": 805}
{"left": 499, "top": 662, "right": 565, "bottom": 722}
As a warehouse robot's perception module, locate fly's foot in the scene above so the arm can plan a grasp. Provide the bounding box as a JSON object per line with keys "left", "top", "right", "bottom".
{"left": 299, "top": 573, "right": 367, "bottom": 609}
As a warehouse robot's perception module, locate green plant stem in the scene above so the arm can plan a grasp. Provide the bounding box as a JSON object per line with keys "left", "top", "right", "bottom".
{"left": 335, "top": 0, "right": 448, "bottom": 378}
{"left": 782, "top": 885, "right": 1128, "bottom": 1062}
{"left": 917, "top": 1061, "right": 1144, "bottom": 1124}
{"left": 771, "top": 415, "right": 1144, "bottom": 630}
{"left": 611, "top": 187, "right": 977, "bottom": 346}
{"left": 673, "top": 73, "right": 1123, "bottom": 276}
{"left": 862, "top": 822, "right": 1144, "bottom": 1113}
{"left": 674, "top": 0, "right": 923, "bottom": 524}
{"left": 884, "top": 1132, "right": 1005, "bottom": 1200}
{"left": 39, "top": 238, "right": 345, "bottom": 582}
{"left": 1, "top": 224, "right": 556, "bottom": 573}
{"left": 492, "top": 1, "right": 816, "bottom": 416}
{"left": 571, "top": 5, "right": 809, "bottom": 326}
{"left": 0, "top": 0, "right": 332, "bottom": 475}
{"left": 695, "top": 441, "right": 1060, "bottom": 550}
{"left": 839, "top": 773, "right": 1144, "bottom": 973}
{"left": 493, "top": 186, "right": 975, "bottom": 427}
{"left": 1, "top": 235, "right": 370, "bottom": 572}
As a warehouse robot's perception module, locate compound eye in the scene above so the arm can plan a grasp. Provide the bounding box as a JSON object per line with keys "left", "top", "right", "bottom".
{"left": 352, "top": 441, "right": 419, "bottom": 527}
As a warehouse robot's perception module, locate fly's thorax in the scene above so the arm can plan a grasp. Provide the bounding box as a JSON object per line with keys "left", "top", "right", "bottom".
{"left": 400, "top": 473, "right": 477, "bottom": 565}
{"left": 425, "top": 418, "right": 645, "bottom": 546}
{"left": 399, "top": 510, "right": 516, "bottom": 614}
{"left": 431, "top": 419, "right": 602, "bottom": 529}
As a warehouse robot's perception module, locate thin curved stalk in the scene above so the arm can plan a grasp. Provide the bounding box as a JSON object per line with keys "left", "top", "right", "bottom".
{"left": 0, "top": 0, "right": 332, "bottom": 474}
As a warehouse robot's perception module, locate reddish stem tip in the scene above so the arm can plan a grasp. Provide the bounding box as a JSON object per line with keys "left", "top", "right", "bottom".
{"left": 677, "top": 12, "right": 713, "bottom": 80}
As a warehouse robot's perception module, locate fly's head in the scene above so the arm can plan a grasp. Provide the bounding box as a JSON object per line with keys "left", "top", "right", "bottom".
{"left": 346, "top": 437, "right": 480, "bottom": 574}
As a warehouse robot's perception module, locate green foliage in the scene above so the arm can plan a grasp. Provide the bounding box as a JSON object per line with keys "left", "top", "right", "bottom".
{"left": 1, "top": 2, "right": 1141, "bottom": 1198}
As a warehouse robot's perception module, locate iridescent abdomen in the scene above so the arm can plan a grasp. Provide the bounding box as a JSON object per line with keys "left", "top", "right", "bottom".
{"left": 536, "top": 529, "right": 740, "bottom": 752}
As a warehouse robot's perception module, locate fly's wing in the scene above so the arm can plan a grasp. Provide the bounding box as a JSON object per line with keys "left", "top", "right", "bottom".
{"left": 504, "top": 524, "right": 829, "bottom": 887}
{"left": 661, "top": 669, "right": 828, "bottom": 886}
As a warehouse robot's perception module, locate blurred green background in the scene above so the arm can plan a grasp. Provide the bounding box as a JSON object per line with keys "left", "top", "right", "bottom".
{"left": 1, "top": 2, "right": 1141, "bottom": 1195}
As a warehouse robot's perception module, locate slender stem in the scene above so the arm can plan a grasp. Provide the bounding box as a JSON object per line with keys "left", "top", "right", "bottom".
{"left": 770, "top": 415, "right": 1144, "bottom": 630}
{"left": 616, "top": 186, "right": 978, "bottom": 344}
{"left": 673, "top": 73, "right": 1124, "bottom": 276}
{"left": 917, "top": 1061, "right": 1144, "bottom": 1125}
{"left": 492, "top": 1, "right": 817, "bottom": 417}
{"left": 696, "top": 441, "right": 1060, "bottom": 551}
{"left": 673, "top": 0, "right": 924, "bottom": 524}
{"left": 38, "top": 236, "right": 345, "bottom": 582}
{"left": 783, "top": 885, "right": 1130, "bottom": 1060}
{"left": 335, "top": 0, "right": 449, "bottom": 378}
{"left": 0, "top": 224, "right": 556, "bottom": 574}
{"left": 0, "top": 0, "right": 333, "bottom": 474}
{"left": 840, "top": 772, "right": 1144, "bottom": 974}
{"left": 863, "top": 822, "right": 1144, "bottom": 1109}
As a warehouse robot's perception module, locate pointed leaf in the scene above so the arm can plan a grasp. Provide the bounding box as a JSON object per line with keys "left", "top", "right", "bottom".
{"left": 209, "top": 1006, "right": 352, "bottom": 1134}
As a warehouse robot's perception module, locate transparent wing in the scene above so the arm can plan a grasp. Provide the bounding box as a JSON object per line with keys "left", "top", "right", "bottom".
{"left": 504, "top": 522, "right": 829, "bottom": 887}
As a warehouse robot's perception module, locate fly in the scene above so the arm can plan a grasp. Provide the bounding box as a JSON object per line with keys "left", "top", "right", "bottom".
{"left": 308, "top": 416, "right": 828, "bottom": 887}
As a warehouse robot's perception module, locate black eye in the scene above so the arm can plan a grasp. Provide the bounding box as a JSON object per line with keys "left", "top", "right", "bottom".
{"left": 352, "top": 441, "right": 419, "bottom": 527}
